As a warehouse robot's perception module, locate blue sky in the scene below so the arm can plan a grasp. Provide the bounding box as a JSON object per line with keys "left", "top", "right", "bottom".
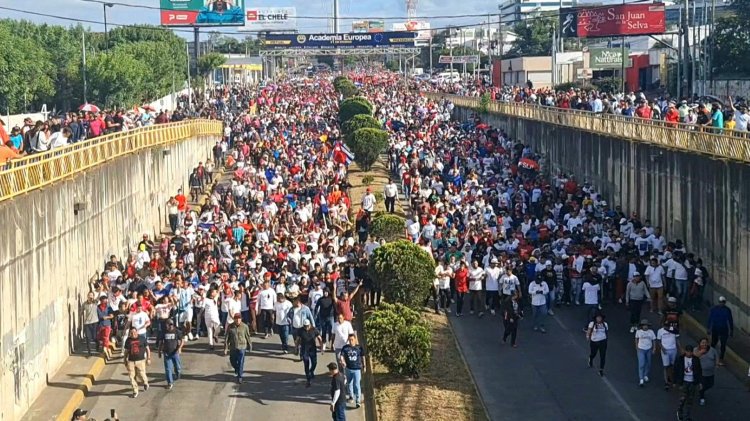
{"left": 0, "top": 0, "right": 507, "bottom": 38}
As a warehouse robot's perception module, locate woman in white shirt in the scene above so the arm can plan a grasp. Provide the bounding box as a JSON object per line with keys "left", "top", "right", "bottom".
{"left": 203, "top": 289, "right": 221, "bottom": 350}
{"left": 635, "top": 319, "right": 656, "bottom": 386}
{"left": 587, "top": 313, "right": 608, "bottom": 376}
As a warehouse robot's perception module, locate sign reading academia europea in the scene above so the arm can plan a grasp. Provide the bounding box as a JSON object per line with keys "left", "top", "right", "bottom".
{"left": 589, "top": 48, "right": 631, "bottom": 69}
{"left": 262, "top": 32, "right": 416, "bottom": 50}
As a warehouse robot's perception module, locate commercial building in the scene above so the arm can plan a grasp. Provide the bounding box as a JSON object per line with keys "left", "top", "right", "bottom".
{"left": 499, "top": 0, "right": 577, "bottom": 24}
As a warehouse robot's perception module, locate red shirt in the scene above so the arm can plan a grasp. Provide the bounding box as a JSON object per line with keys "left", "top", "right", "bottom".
{"left": 175, "top": 194, "right": 187, "bottom": 211}
{"left": 335, "top": 298, "right": 353, "bottom": 321}
{"left": 454, "top": 267, "right": 469, "bottom": 293}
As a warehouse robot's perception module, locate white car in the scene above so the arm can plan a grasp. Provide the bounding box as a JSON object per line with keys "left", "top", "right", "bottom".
{"left": 432, "top": 72, "right": 461, "bottom": 84}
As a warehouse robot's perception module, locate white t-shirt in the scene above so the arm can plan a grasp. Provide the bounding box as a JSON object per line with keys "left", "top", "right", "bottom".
{"left": 644, "top": 265, "right": 664, "bottom": 288}
{"left": 588, "top": 321, "right": 608, "bottom": 342}
{"left": 582, "top": 282, "right": 600, "bottom": 305}
{"left": 129, "top": 311, "right": 150, "bottom": 335}
{"left": 435, "top": 265, "right": 453, "bottom": 289}
{"left": 468, "top": 268, "right": 484, "bottom": 291}
{"left": 257, "top": 288, "right": 276, "bottom": 310}
{"left": 635, "top": 329, "right": 656, "bottom": 350}
{"left": 333, "top": 321, "right": 355, "bottom": 349}
{"left": 274, "top": 300, "right": 293, "bottom": 325}
{"left": 528, "top": 281, "right": 549, "bottom": 306}
{"left": 683, "top": 357, "right": 695, "bottom": 382}
{"left": 484, "top": 267, "right": 502, "bottom": 291}
{"left": 499, "top": 274, "right": 520, "bottom": 296}
{"left": 656, "top": 328, "right": 679, "bottom": 350}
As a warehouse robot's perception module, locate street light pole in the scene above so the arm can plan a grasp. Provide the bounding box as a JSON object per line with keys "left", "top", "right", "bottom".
{"left": 103, "top": 2, "right": 114, "bottom": 49}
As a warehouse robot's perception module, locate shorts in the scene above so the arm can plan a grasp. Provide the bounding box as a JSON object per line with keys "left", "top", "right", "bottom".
{"left": 97, "top": 326, "right": 112, "bottom": 347}
{"left": 178, "top": 309, "right": 193, "bottom": 324}
{"left": 661, "top": 347, "right": 678, "bottom": 366}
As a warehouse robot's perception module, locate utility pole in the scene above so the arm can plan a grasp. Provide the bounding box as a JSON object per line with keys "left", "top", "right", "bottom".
{"left": 551, "top": 22, "right": 557, "bottom": 87}
{"left": 677, "top": 7, "right": 683, "bottom": 98}
{"left": 186, "top": 41, "right": 192, "bottom": 111}
{"left": 429, "top": 36, "right": 433, "bottom": 75}
{"left": 682, "top": 0, "right": 691, "bottom": 97}
{"left": 487, "top": 13, "right": 492, "bottom": 79}
{"left": 691, "top": 0, "right": 697, "bottom": 97}
{"left": 333, "top": 0, "right": 339, "bottom": 33}
{"left": 82, "top": 31, "right": 88, "bottom": 103}
{"left": 103, "top": 3, "right": 113, "bottom": 49}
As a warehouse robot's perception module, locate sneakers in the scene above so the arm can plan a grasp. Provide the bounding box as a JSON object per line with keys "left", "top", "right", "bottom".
{"left": 676, "top": 410, "right": 683, "bottom": 421}
{"left": 478, "top": 312, "right": 485, "bottom": 318}
{"left": 188, "top": 332, "right": 194, "bottom": 341}
{"left": 264, "top": 333, "right": 269, "bottom": 339}
{"left": 133, "top": 391, "right": 139, "bottom": 398}
{"left": 587, "top": 358, "right": 593, "bottom": 368}
{"left": 540, "top": 327, "right": 547, "bottom": 334}
{"left": 490, "top": 309, "right": 496, "bottom": 316}
{"left": 144, "top": 384, "right": 150, "bottom": 391}
{"left": 639, "top": 379, "right": 644, "bottom": 387}
{"left": 664, "top": 383, "right": 670, "bottom": 390}
{"left": 629, "top": 326, "right": 636, "bottom": 333}
{"left": 456, "top": 313, "right": 462, "bottom": 317}
{"left": 322, "top": 344, "right": 327, "bottom": 352}
{"left": 598, "top": 370, "right": 604, "bottom": 377}
{"left": 356, "top": 403, "right": 361, "bottom": 409}
{"left": 644, "top": 376, "right": 650, "bottom": 383}
{"left": 699, "top": 398, "right": 705, "bottom": 406}
{"left": 548, "top": 310, "right": 555, "bottom": 316}
{"left": 469, "top": 310, "right": 474, "bottom": 315}
{"left": 167, "top": 384, "right": 174, "bottom": 390}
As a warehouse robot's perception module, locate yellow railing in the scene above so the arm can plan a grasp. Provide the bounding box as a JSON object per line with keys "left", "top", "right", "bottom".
{"left": 428, "top": 94, "right": 750, "bottom": 163}
{"left": 0, "top": 119, "right": 223, "bottom": 202}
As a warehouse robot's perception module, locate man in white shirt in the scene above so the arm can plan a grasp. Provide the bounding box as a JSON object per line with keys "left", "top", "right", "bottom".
{"left": 656, "top": 321, "right": 680, "bottom": 388}
{"left": 361, "top": 187, "right": 376, "bottom": 214}
{"left": 484, "top": 258, "right": 502, "bottom": 315}
{"left": 528, "top": 278, "right": 550, "bottom": 333}
{"left": 499, "top": 267, "right": 520, "bottom": 300}
{"left": 435, "top": 261, "right": 453, "bottom": 314}
{"left": 129, "top": 302, "right": 151, "bottom": 339}
{"left": 581, "top": 272, "right": 601, "bottom": 331}
{"left": 273, "top": 293, "right": 293, "bottom": 353}
{"left": 256, "top": 281, "right": 277, "bottom": 338}
{"left": 644, "top": 257, "right": 666, "bottom": 313}
{"left": 384, "top": 178, "right": 399, "bottom": 213}
{"left": 405, "top": 216, "right": 420, "bottom": 243}
{"left": 332, "top": 313, "right": 355, "bottom": 360}
{"left": 468, "top": 260, "right": 485, "bottom": 317}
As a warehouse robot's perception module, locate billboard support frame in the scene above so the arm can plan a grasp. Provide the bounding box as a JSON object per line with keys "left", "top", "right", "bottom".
{"left": 259, "top": 47, "right": 421, "bottom": 57}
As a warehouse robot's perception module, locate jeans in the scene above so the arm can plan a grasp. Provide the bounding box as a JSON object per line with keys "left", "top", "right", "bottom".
{"left": 385, "top": 196, "right": 396, "bottom": 213}
{"left": 531, "top": 304, "right": 546, "bottom": 329}
{"left": 229, "top": 348, "right": 246, "bottom": 379}
{"left": 584, "top": 304, "right": 598, "bottom": 329}
{"left": 319, "top": 316, "right": 334, "bottom": 344}
{"left": 332, "top": 403, "right": 346, "bottom": 421}
{"left": 277, "top": 324, "right": 291, "bottom": 351}
{"left": 628, "top": 299, "right": 644, "bottom": 326}
{"left": 675, "top": 279, "right": 689, "bottom": 305}
{"left": 710, "top": 329, "right": 729, "bottom": 360}
{"left": 546, "top": 289, "right": 556, "bottom": 312}
{"left": 469, "top": 290, "right": 484, "bottom": 313}
{"left": 438, "top": 288, "right": 451, "bottom": 311}
{"left": 302, "top": 351, "right": 318, "bottom": 382}
{"left": 168, "top": 214, "right": 179, "bottom": 234}
{"left": 637, "top": 348, "right": 652, "bottom": 380}
{"left": 163, "top": 352, "right": 182, "bottom": 385}
{"left": 699, "top": 375, "right": 714, "bottom": 399}
{"left": 455, "top": 291, "right": 466, "bottom": 314}
{"left": 84, "top": 322, "right": 99, "bottom": 354}
{"left": 347, "top": 368, "right": 362, "bottom": 404}
{"left": 503, "top": 319, "right": 518, "bottom": 345}
{"left": 485, "top": 291, "right": 500, "bottom": 311}
{"left": 570, "top": 277, "right": 582, "bottom": 304}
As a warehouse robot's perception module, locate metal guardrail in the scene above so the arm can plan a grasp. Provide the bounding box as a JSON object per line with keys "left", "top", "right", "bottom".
{"left": 428, "top": 94, "right": 750, "bottom": 163}
{"left": 0, "top": 119, "right": 223, "bottom": 202}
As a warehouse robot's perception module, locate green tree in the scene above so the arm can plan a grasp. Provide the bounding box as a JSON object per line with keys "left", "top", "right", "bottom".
{"left": 198, "top": 52, "right": 227, "bottom": 77}
{"left": 334, "top": 79, "right": 359, "bottom": 98}
{"left": 364, "top": 303, "right": 431, "bottom": 378}
{"left": 506, "top": 15, "right": 555, "bottom": 58}
{"left": 0, "top": 24, "right": 56, "bottom": 112}
{"left": 370, "top": 214, "right": 406, "bottom": 242}
{"left": 369, "top": 240, "right": 435, "bottom": 309}
{"left": 341, "top": 114, "right": 382, "bottom": 142}
{"left": 87, "top": 49, "right": 150, "bottom": 108}
{"left": 711, "top": 0, "right": 750, "bottom": 76}
{"left": 346, "top": 128, "right": 388, "bottom": 171}
{"left": 338, "top": 97, "right": 373, "bottom": 124}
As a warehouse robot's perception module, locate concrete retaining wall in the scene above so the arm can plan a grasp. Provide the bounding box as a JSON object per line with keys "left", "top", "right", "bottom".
{"left": 0, "top": 133, "right": 218, "bottom": 421}
{"left": 456, "top": 107, "right": 750, "bottom": 331}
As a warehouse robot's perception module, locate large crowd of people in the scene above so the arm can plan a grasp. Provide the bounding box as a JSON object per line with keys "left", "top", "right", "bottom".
{"left": 73, "top": 72, "right": 740, "bottom": 421}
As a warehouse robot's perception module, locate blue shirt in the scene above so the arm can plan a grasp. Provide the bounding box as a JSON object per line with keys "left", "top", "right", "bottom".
{"left": 708, "top": 305, "right": 733, "bottom": 332}
{"left": 712, "top": 110, "right": 724, "bottom": 128}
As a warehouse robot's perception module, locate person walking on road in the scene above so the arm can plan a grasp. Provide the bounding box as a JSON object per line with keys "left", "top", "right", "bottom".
{"left": 587, "top": 313, "right": 608, "bottom": 376}
{"left": 224, "top": 313, "right": 253, "bottom": 384}
{"left": 468, "top": 260, "right": 485, "bottom": 318}
{"left": 328, "top": 362, "right": 347, "bottom": 421}
{"left": 157, "top": 319, "right": 183, "bottom": 390}
{"left": 82, "top": 292, "right": 100, "bottom": 357}
{"left": 274, "top": 293, "right": 293, "bottom": 353}
{"left": 695, "top": 337, "right": 718, "bottom": 406}
{"left": 635, "top": 319, "right": 656, "bottom": 387}
{"left": 675, "top": 344, "right": 703, "bottom": 421}
{"left": 340, "top": 334, "right": 366, "bottom": 408}
{"left": 502, "top": 295, "right": 523, "bottom": 347}
{"left": 299, "top": 319, "right": 322, "bottom": 387}
{"left": 204, "top": 289, "right": 221, "bottom": 351}
{"left": 626, "top": 273, "right": 650, "bottom": 333}
{"left": 707, "top": 296, "right": 734, "bottom": 366}
{"left": 528, "top": 276, "right": 549, "bottom": 333}
{"left": 384, "top": 178, "right": 399, "bottom": 213}
{"left": 123, "top": 327, "right": 150, "bottom": 398}
{"left": 332, "top": 313, "right": 355, "bottom": 361}
{"left": 656, "top": 320, "right": 680, "bottom": 389}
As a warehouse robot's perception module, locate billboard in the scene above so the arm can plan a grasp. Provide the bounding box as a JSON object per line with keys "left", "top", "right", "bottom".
{"left": 439, "top": 55, "right": 480, "bottom": 64}
{"left": 352, "top": 20, "right": 385, "bottom": 33}
{"left": 240, "top": 7, "right": 296, "bottom": 31}
{"left": 392, "top": 21, "right": 431, "bottom": 45}
{"left": 560, "top": 3, "right": 666, "bottom": 38}
{"left": 589, "top": 48, "right": 632, "bottom": 69}
{"left": 262, "top": 32, "right": 416, "bottom": 50}
{"left": 160, "top": 0, "right": 245, "bottom": 26}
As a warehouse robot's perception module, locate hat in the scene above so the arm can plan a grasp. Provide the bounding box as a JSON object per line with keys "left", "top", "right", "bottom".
{"left": 327, "top": 362, "right": 338, "bottom": 370}
{"left": 667, "top": 296, "right": 677, "bottom": 303}
{"left": 491, "top": 258, "right": 499, "bottom": 264}
{"left": 545, "top": 261, "right": 552, "bottom": 267}
{"left": 303, "top": 319, "right": 311, "bottom": 326}
{"left": 619, "top": 218, "right": 627, "bottom": 224}
{"left": 719, "top": 296, "right": 727, "bottom": 302}
{"left": 71, "top": 408, "right": 88, "bottom": 420}
{"left": 639, "top": 319, "right": 651, "bottom": 326}
{"left": 633, "top": 272, "right": 641, "bottom": 277}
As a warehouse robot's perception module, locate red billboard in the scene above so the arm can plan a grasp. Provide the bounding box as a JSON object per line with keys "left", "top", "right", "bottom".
{"left": 560, "top": 3, "right": 666, "bottom": 38}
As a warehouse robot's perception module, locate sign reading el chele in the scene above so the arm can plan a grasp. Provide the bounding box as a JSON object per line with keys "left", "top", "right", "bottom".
{"left": 241, "top": 7, "right": 297, "bottom": 31}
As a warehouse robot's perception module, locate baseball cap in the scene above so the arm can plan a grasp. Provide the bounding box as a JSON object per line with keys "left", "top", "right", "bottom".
{"left": 71, "top": 408, "right": 88, "bottom": 420}
{"left": 303, "top": 319, "right": 311, "bottom": 326}
{"left": 719, "top": 296, "right": 727, "bottom": 302}
{"left": 233, "top": 313, "right": 242, "bottom": 319}
{"left": 667, "top": 296, "right": 677, "bottom": 303}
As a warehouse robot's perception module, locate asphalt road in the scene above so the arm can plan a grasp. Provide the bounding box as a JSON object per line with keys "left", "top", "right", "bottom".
{"left": 449, "top": 299, "right": 750, "bottom": 421}
{"left": 81, "top": 334, "right": 364, "bottom": 421}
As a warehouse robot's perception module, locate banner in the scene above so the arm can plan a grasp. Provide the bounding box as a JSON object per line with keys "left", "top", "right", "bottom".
{"left": 262, "top": 32, "right": 416, "bottom": 50}
{"left": 352, "top": 20, "right": 385, "bottom": 33}
{"left": 240, "top": 7, "right": 296, "bottom": 31}
{"left": 160, "top": 0, "right": 245, "bottom": 26}
{"left": 439, "top": 55, "right": 480, "bottom": 64}
{"left": 589, "top": 48, "right": 631, "bottom": 69}
{"left": 560, "top": 3, "right": 665, "bottom": 38}
{"left": 392, "top": 21, "right": 431, "bottom": 46}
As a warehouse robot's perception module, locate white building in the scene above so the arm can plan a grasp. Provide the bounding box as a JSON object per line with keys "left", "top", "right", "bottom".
{"left": 499, "top": 0, "right": 577, "bottom": 24}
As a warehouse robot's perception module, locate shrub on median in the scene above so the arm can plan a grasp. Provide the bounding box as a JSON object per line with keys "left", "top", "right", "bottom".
{"left": 342, "top": 114, "right": 382, "bottom": 143}
{"left": 370, "top": 213, "right": 405, "bottom": 242}
{"left": 364, "top": 302, "right": 432, "bottom": 378}
{"left": 339, "top": 97, "right": 373, "bottom": 124}
{"left": 369, "top": 239, "right": 435, "bottom": 309}
{"left": 346, "top": 127, "right": 388, "bottom": 171}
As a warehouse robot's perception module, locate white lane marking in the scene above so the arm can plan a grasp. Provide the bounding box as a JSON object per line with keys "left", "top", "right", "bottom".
{"left": 552, "top": 315, "right": 641, "bottom": 421}
{"left": 226, "top": 388, "right": 238, "bottom": 421}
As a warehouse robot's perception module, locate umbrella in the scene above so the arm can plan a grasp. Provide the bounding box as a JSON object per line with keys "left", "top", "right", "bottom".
{"left": 518, "top": 158, "right": 540, "bottom": 171}
{"left": 141, "top": 104, "right": 156, "bottom": 112}
{"left": 476, "top": 123, "right": 489, "bottom": 130}
{"left": 78, "top": 103, "right": 100, "bottom": 113}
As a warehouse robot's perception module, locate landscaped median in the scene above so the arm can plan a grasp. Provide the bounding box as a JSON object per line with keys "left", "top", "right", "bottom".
{"left": 348, "top": 156, "right": 487, "bottom": 421}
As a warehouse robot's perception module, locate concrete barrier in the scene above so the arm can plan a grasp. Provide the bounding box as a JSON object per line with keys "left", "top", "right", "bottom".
{"left": 0, "top": 132, "right": 219, "bottom": 421}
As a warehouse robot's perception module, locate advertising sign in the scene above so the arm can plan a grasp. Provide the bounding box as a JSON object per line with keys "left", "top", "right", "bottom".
{"left": 392, "top": 21, "right": 432, "bottom": 45}
{"left": 160, "top": 0, "right": 245, "bottom": 26}
{"left": 240, "top": 7, "right": 296, "bottom": 31}
{"left": 262, "top": 32, "right": 416, "bottom": 50}
{"left": 577, "top": 68, "right": 593, "bottom": 79}
{"left": 589, "top": 48, "right": 632, "bottom": 69}
{"left": 560, "top": 3, "right": 665, "bottom": 38}
{"left": 439, "top": 55, "right": 480, "bottom": 64}
{"left": 352, "top": 20, "right": 385, "bottom": 33}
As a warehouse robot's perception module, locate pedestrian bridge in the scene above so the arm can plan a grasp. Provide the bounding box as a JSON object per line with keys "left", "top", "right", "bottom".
{"left": 431, "top": 93, "right": 750, "bottom": 334}
{"left": 0, "top": 120, "right": 222, "bottom": 421}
